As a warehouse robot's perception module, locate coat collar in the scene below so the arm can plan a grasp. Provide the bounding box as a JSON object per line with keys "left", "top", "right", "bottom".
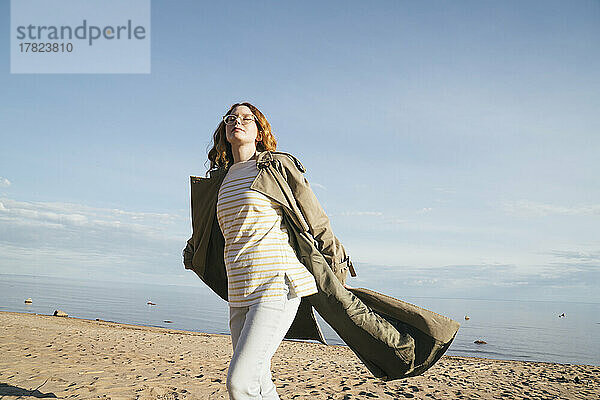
{"left": 207, "top": 151, "right": 273, "bottom": 177}
{"left": 256, "top": 150, "right": 274, "bottom": 169}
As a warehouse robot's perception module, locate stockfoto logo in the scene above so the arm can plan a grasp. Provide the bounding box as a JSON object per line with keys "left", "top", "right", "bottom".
{"left": 11, "top": 0, "right": 151, "bottom": 74}
{"left": 15, "top": 19, "right": 147, "bottom": 46}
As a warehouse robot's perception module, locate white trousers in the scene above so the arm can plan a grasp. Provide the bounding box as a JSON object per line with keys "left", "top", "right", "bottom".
{"left": 227, "top": 286, "right": 301, "bottom": 400}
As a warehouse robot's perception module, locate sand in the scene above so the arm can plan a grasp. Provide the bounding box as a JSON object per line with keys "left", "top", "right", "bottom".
{"left": 0, "top": 311, "right": 597, "bottom": 399}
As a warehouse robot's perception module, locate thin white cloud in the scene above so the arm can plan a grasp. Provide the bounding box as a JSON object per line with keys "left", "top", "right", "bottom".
{"left": 548, "top": 249, "right": 600, "bottom": 262}
{"left": 417, "top": 207, "right": 433, "bottom": 214}
{"left": 337, "top": 211, "right": 384, "bottom": 217}
{"left": 503, "top": 200, "right": 600, "bottom": 217}
{"left": 0, "top": 196, "right": 191, "bottom": 282}
{"left": 0, "top": 197, "right": 188, "bottom": 250}
{"left": 0, "top": 198, "right": 180, "bottom": 230}
{"left": 384, "top": 219, "right": 514, "bottom": 235}
{"left": 352, "top": 261, "right": 600, "bottom": 302}
{"left": 311, "top": 182, "right": 327, "bottom": 190}
{"left": 0, "top": 177, "right": 11, "bottom": 187}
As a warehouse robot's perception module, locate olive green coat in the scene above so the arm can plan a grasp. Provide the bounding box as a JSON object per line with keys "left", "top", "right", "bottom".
{"left": 183, "top": 150, "right": 460, "bottom": 380}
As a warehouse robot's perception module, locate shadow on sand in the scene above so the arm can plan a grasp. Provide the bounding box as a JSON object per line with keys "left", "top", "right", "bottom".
{"left": 0, "top": 382, "right": 57, "bottom": 398}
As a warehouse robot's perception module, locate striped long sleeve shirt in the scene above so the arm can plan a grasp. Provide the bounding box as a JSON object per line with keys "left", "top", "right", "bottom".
{"left": 216, "top": 158, "right": 318, "bottom": 307}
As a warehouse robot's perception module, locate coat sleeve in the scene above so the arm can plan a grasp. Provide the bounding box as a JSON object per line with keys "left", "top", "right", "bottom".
{"left": 277, "top": 153, "right": 355, "bottom": 283}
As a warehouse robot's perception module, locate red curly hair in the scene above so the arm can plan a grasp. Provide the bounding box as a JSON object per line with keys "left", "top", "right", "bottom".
{"left": 207, "top": 102, "right": 277, "bottom": 171}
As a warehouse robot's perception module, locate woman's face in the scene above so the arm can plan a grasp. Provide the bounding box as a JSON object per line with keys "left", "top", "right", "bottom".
{"left": 225, "top": 105, "right": 260, "bottom": 148}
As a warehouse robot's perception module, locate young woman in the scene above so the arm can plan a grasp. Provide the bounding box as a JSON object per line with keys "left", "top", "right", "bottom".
{"left": 208, "top": 102, "right": 327, "bottom": 399}
{"left": 183, "top": 102, "right": 460, "bottom": 398}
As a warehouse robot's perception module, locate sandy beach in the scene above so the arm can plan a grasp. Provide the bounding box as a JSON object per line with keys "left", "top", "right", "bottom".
{"left": 0, "top": 311, "right": 597, "bottom": 399}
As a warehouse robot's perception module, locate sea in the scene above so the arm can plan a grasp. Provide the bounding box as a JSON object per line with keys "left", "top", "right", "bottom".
{"left": 1, "top": 273, "right": 598, "bottom": 366}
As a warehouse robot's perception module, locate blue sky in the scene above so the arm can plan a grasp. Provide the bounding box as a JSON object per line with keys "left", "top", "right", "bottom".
{"left": 1, "top": 1, "right": 599, "bottom": 302}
